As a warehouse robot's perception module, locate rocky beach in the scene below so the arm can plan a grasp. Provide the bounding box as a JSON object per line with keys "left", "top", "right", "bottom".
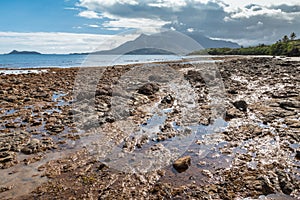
{"left": 0, "top": 56, "right": 299, "bottom": 199}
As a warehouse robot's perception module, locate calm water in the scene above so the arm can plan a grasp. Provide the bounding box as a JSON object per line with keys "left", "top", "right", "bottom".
{"left": 0, "top": 54, "right": 195, "bottom": 69}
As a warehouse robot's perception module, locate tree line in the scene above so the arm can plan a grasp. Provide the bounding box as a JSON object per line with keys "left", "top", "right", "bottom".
{"left": 191, "top": 32, "right": 300, "bottom": 56}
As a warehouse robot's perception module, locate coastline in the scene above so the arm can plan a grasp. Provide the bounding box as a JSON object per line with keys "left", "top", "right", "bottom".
{"left": 0, "top": 57, "right": 299, "bottom": 199}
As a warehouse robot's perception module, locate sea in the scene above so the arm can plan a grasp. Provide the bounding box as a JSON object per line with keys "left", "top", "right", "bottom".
{"left": 0, "top": 54, "right": 217, "bottom": 69}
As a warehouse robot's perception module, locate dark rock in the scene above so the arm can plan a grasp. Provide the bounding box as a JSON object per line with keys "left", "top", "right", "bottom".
{"left": 233, "top": 100, "right": 248, "bottom": 112}
{"left": 295, "top": 151, "right": 300, "bottom": 160}
{"left": 21, "top": 139, "right": 44, "bottom": 154}
{"left": 227, "top": 89, "right": 238, "bottom": 94}
{"left": 173, "top": 156, "right": 191, "bottom": 173}
{"left": 225, "top": 108, "right": 244, "bottom": 120}
{"left": 279, "top": 101, "right": 300, "bottom": 110}
{"left": 4, "top": 96, "right": 17, "bottom": 103}
{"left": 161, "top": 94, "right": 174, "bottom": 104}
{"left": 0, "top": 152, "right": 16, "bottom": 163}
{"left": 272, "top": 92, "right": 298, "bottom": 99}
{"left": 105, "top": 117, "right": 115, "bottom": 123}
{"left": 276, "top": 170, "right": 294, "bottom": 195}
{"left": 184, "top": 70, "right": 205, "bottom": 83}
{"left": 95, "top": 88, "right": 112, "bottom": 96}
{"left": 259, "top": 176, "right": 275, "bottom": 195}
{"left": 138, "top": 83, "right": 159, "bottom": 95}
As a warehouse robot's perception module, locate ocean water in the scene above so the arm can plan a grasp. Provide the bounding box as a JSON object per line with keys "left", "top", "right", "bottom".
{"left": 0, "top": 54, "right": 198, "bottom": 69}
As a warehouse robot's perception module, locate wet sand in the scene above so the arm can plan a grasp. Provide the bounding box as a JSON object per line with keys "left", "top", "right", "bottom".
{"left": 0, "top": 57, "right": 299, "bottom": 199}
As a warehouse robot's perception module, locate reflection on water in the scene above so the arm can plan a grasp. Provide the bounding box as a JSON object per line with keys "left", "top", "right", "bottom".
{"left": 0, "top": 150, "right": 76, "bottom": 199}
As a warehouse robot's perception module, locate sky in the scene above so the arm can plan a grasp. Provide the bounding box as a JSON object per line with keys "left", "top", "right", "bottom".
{"left": 1, "top": 0, "right": 300, "bottom": 53}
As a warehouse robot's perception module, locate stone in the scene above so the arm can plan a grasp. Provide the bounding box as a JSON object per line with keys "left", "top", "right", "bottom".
{"left": 161, "top": 94, "right": 174, "bottom": 104}
{"left": 233, "top": 100, "right": 248, "bottom": 112}
{"left": 21, "top": 138, "right": 43, "bottom": 154}
{"left": 184, "top": 70, "right": 205, "bottom": 83}
{"left": 173, "top": 156, "right": 191, "bottom": 173}
{"left": 0, "top": 152, "right": 16, "bottom": 163}
{"left": 138, "top": 83, "right": 159, "bottom": 95}
{"left": 295, "top": 150, "right": 300, "bottom": 160}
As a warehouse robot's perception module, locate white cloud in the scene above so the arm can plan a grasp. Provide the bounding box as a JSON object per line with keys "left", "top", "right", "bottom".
{"left": 222, "top": 0, "right": 300, "bottom": 12}
{"left": 77, "top": 0, "right": 138, "bottom": 9}
{"left": 64, "top": 7, "right": 80, "bottom": 10}
{"left": 229, "top": 5, "right": 294, "bottom": 21}
{"left": 148, "top": 0, "right": 187, "bottom": 10}
{"left": 76, "top": 0, "right": 300, "bottom": 45}
{"left": 87, "top": 24, "right": 100, "bottom": 28}
{"left": 0, "top": 32, "right": 139, "bottom": 54}
{"left": 78, "top": 10, "right": 102, "bottom": 19}
{"left": 102, "top": 16, "right": 169, "bottom": 31}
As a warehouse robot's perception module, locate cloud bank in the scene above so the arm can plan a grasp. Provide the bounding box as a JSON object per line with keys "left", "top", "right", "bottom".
{"left": 76, "top": 0, "right": 300, "bottom": 45}
{"left": 0, "top": 32, "right": 138, "bottom": 54}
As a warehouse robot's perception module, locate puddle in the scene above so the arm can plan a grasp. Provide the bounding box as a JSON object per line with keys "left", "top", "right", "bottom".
{"left": 0, "top": 109, "right": 18, "bottom": 118}
{"left": 44, "top": 108, "right": 62, "bottom": 114}
{"left": 0, "top": 149, "right": 80, "bottom": 200}
{"left": 52, "top": 92, "right": 69, "bottom": 107}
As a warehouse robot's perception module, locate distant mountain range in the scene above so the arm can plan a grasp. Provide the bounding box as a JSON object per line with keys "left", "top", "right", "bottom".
{"left": 186, "top": 32, "right": 239, "bottom": 49}
{"left": 4, "top": 32, "right": 239, "bottom": 55}
{"left": 93, "top": 31, "right": 239, "bottom": 55}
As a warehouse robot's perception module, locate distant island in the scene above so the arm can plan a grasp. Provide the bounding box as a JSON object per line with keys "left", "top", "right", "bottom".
{"left": 7, "top": 50, "right": 42, "bottom": 55}
{"left": 190, "top": 32, "right": 300, "bottom": 57}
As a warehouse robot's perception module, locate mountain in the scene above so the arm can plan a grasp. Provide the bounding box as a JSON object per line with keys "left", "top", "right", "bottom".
{"left": 7, "top": 50, "right": 41, "bottom": 55}
{"left": 93, "top": 31, "right": 240, "bottom": 55}
{"left": 186, "top": 32, "right": 240, "bottom": 49}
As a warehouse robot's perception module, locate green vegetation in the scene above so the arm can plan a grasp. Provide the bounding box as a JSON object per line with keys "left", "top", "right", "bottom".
{"left": 190, "top": 32, "right": 300, "bottom": 57}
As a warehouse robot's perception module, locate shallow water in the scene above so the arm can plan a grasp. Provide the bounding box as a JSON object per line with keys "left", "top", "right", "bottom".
{"left": 0, "top": 54, "right": 220, "bottom": 69}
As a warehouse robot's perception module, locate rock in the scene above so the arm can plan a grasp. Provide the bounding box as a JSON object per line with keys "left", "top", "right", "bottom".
{"left": 21, "top": 138, "right": 43, "bottom": 154}
{"left": 258, "top": 176, "right": 275, "bottom": 195}
{"left": 0, "top": 185, "right": 13, "bottom": 193}
{"left": 4, "top": 95, "right": 17, "bottom": 103}
{"left": 295, "top": 150, "right": 300, "bottom": 160}
{"left": 225, "top": 108, "right": 244, "bottom": 120}
{"left": 276, "top": 170, "right": 294, "bottom": 195}
{"left": 0, "top": 152, "right": 16, "bottom": 163}
{"left": 138, "top": 83, "right": 159, "bottom": 95}
{"left": 279, "top": 101, "right": 300, "bottom": 110}
{"left": 184, "top": 70, "right": 205, "bottom": 83}
{"left": 233, "top": 100, "right": 248, "bottom": 112}
{"left": 173, "top": 156, "right": 191, "bottom": 173}
{"left": 161, "top": 94, "right": 174, "bottom": 104}
{"left": 227, "top": 89, "right": 238, "bottom": 94}
{"left": 201, "top": 169, "right": 213, "bottom": 178}
{"left": 95, "top": 88, "right": 112, "bottom": 96}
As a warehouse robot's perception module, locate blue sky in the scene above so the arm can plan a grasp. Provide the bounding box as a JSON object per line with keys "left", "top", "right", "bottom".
{"left": 1, "top": 0, "right": 300, "bottom": 53}
{"left": 0, "top": 0, "right": 119, "bottom": 34}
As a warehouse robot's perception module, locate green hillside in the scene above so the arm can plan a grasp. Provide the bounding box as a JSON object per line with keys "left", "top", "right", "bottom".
{"left": 191, "top": 33, "right": 300, "bottom": 57}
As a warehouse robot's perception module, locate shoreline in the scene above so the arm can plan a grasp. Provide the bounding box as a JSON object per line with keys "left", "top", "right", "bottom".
{"left": 0, "top": 55, "right": 276, "bottom": 71}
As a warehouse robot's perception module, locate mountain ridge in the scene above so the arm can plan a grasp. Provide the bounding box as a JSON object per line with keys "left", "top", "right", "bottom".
{"left": 93, "top": 32, "right": 239, "bottom": 55}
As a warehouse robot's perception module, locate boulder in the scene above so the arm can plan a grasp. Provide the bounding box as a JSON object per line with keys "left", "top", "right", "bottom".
{"left": 138, "top": 83, "right": 159, "bottom": 95}
{"left": 233, "top": 100, "right": 248, "bottom": 112}
{"left": 173, "top": 156, "right": 191, "bottom": 173}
